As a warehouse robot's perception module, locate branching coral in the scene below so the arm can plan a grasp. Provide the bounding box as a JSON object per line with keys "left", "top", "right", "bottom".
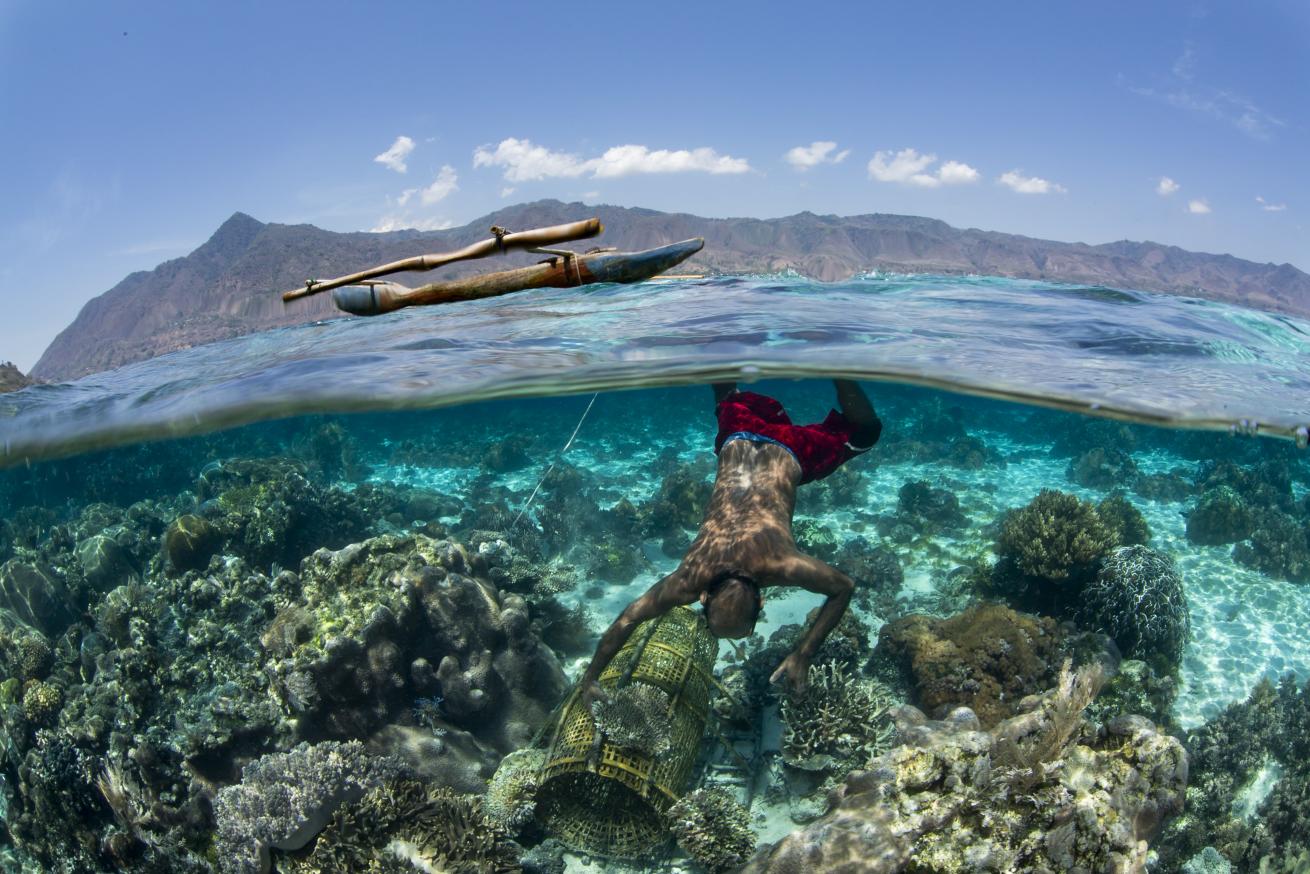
{"left": 1097, "top": 492, "right": 1152, "bottom": 546}
{"left": 590, "top": 682, "right": 672, "bottom": 757}
{"left": 285, "top": 779, "right": 522, "bottom": 873}
{"left": 212, "top": 740, "right": 405, "bottom": 874}
{"left": 666, "top": 787, "right": 757, "bottom": 874}
{"left": 1076, "top": 544, "right": 1190, "bottom": 669}
{"left": 780, "top": 663, "right": 895, "bottom": 773}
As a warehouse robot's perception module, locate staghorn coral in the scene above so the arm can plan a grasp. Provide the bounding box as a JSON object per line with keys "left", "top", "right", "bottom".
{"left": 874, "top": 602, "right": 1062, "bottom": 728}
{"left": 285, "top": 778, "right": 522, "bottom": 873}
{"left": 212, "top": 740, "right": 405, "bottom": 874}
{"left": 667, "top": 787, "right": 757, "bottom": 874}
{"left": 780, "top": 663, "right": 895, "bottom": 774}
{"left": 745, "top": 663, "right": 1187, "bottom": 873}
{"left": 591, "top": 682, "right": 673, "bottom": 758}
{"left": 484, "top": 748, "right": 546, "bottom": 834}
{"left": 1077, "top": 544, "right": 1190, "bottom": 669}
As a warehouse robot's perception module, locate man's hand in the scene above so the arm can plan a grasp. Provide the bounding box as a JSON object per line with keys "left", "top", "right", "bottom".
{"left": 580, "top": 681, "right": 609, "bottom": 711}
{"left": 769, "top": 651, "right": 812, "bottom": 695}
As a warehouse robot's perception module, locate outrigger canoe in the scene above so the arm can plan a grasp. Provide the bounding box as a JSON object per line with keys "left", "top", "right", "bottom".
{"left": 279, "top": 218, "right": 704, "bottom": 317}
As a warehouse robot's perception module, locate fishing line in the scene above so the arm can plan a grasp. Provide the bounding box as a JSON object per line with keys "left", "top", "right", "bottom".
{"left": 511, "top": 392, "right": 599, "bottom": 531}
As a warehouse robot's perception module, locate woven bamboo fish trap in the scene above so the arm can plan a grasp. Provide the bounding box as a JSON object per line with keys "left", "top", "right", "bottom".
{"left": 537, "top": 605, "right": 719, "bottom": 859}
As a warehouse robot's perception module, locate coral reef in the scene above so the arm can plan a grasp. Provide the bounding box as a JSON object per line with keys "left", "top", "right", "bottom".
{"left": 590, "top": 682, "right": 673, "bottom": 758}
{"left": 875, "top": 603, "right": 1062, "bottom": 727}
{"left": 1157, "top": 675, "right": 1310, "bottom": 872}
{"left": 745, "top": 663, "right": 1188, "bottom": 873}
{"left": 666, "top": 787, "right": 757, "bottom": 873}
{"left": 263, "top": 533, "right": 567, "bottom": 752}
{"left": 283, "top": 778, "right": 522, "bottom": 873}
{"left": 212, "top": 740, "right": 404, "bottom": 874}
{"left": 780, "top": 663, "right": 895, "bottom": 774}
{"left": 1077, "top": 545, "right": 1190, "bottom": 669}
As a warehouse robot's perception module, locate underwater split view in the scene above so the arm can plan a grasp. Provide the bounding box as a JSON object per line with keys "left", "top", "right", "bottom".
{"left": 3, "top": 3, "right": 1309, "bottom": 873}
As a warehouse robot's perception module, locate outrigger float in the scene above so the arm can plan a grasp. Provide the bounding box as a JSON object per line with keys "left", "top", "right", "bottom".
{"left": 280, "top": 218, "right": 704, "bottom": 316}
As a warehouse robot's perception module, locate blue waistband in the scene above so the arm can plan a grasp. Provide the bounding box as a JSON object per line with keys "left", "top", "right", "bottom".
{"left": 720, "top": 431, "right": 800, "bottom": 464}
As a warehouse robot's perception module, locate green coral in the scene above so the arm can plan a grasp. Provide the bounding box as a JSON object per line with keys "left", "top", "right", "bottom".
{"left": 21, "top": 679, "right": 62, "bottom": 725}
{"left": 666, "top": 787, "right": 756, "bottom": 874}
{"left": 780, "top": 663, "right": 895, "bottom": 773}
{"left": 996, "top": 489, "right": 1117, "bottom": 584}
{"left": 484, "top": 749, "right": 546, "bottom": 834}
{"left": 590, "top": 682, "right": 673, "bottom": 757}
{"left": 285, "top": 779, "right": 521, "bottom": 873}
{"left": 1097, "top": 492, "right": 1151, "bottom": 546}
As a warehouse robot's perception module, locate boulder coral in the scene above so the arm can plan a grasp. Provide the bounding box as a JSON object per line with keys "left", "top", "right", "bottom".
{"left": 875, "top": 603, "right": 1062, "bottom": 728}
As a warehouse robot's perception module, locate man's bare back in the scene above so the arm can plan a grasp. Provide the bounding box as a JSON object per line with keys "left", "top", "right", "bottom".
{"left": 580, "top": 380, "right": 881, "bottom": 699}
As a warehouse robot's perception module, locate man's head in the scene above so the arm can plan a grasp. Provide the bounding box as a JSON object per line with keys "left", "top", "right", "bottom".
{"left": 700, "top": 571, "right": 762, "bottom": 639}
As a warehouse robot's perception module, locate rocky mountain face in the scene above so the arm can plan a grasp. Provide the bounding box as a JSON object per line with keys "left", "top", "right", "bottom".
{"left": 32, "top": 200, "right": 1310, "bottom": 381}
{"left": 0, "top": 362, "right": 32, "bottom": 393}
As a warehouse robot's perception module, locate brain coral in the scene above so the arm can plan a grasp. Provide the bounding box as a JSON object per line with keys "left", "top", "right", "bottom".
{"left": 1076, "top": 545, "right": 1190, "bottom": 669}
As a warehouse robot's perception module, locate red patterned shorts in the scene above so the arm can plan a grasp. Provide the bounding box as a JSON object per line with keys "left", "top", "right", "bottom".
{"left": 714, "top": 391, "right": 872, "bottom": 484}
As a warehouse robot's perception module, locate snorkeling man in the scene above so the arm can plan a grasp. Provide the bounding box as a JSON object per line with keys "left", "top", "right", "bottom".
{"left": 580, "top": 379, "right": 881, "bottom": 700}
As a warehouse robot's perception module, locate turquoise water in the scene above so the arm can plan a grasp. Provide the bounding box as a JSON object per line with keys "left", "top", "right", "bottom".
{"left": 1, "top": 274, "right": 1309, "bottom": 872}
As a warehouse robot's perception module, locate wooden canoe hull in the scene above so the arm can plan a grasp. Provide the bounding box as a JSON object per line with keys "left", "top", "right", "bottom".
{"left": 332, "top": 238, "right": 705, "bottom": 316}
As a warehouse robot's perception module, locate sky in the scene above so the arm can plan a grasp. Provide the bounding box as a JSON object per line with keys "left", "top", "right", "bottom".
{"left": 1, "top": 0, "right": 1306, "bottom": 372}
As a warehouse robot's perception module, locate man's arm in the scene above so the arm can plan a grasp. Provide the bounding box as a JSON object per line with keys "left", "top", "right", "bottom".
{"left": 580, "top": 571, "right": 691, "bottom": 696}
{"left": 833, "top": 379, "right": 882, "bottom": 448}
{"left": 762, "top": 553, "right": 855, "bottom": 693}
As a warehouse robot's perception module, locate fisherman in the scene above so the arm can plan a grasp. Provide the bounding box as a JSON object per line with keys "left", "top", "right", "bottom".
{"left": 581, "top": 380, "right": 882, "bottom": 700}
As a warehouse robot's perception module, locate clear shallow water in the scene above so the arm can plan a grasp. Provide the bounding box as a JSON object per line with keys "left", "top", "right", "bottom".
{"left": 4, "top": 274, "right": 1310, "bottom": 465}
{"left": 2, "top": 274, "right": 1310, "bottom": 873}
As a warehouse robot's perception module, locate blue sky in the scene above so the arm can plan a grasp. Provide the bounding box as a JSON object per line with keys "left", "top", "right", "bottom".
{"left": 1, "top": 0, "right": 1306, "bottom": 371}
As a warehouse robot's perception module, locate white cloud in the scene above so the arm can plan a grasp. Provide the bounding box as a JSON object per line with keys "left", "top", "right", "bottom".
{"left": 472, "top": 137, "right": 751, "bottom": 181}
{"left": 374, "top": 136, "right": 415, "bottom": 173}
{"left": 500, "top": 187, "right": 516, "bottom": 198}
{"left": 785, "top": 141, "right": 850, "bottom": 170}
{"left": 370, "top": 215, "right": 456, "bottom": 233}
{"left": 474, "top": 138, "right": 589, "bottom": 181}
{"left": 997, "top": 170, "right": 1067, "bottom": 195}
{"left": 397, "top": 188, "right": 417, "bottom": 206}
{"left": 1157, "top": 176, "right": 1180, "bottom": 196}
{"left": 419, "top": 165, "right": 458, "bottom": 205}
{"left": 1256, "top": 196, "right": 1287, "bottom": 212}
{"left": 867, "top": 148, "right": 979, "bottom": 188}
{"left": 1187, "top": 198, "right": 1212, "bottom": 214}
{"left": 937, "top": 160, "right": 980, "bottom": 185}
{"left": 590, "top": 144, "right": 750, "bottom": 177}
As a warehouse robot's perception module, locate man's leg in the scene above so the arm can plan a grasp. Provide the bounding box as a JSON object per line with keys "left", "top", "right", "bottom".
{"left": 833, "top": 379, "right": 882, "bottom": 448}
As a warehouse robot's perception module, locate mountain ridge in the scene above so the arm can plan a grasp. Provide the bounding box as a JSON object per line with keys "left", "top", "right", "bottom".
{"left": 32, "top": 200, "right": 1310, "bottom": 381}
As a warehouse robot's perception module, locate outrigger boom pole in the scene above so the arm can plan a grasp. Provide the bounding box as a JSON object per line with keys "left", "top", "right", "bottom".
{"left": 281, "top": 218, "right": 603, "bottom": 303}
